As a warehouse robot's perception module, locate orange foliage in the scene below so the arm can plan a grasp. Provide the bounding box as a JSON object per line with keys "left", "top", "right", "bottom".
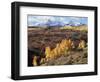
{"left": 45, "top": 39, "right": 74, "bottom": 60}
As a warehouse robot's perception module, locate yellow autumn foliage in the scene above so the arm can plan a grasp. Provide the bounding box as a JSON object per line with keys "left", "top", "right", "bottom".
{"left": 33, "top": 39, "right": 86, "bottom": 65}
{"left": 45, "top": 46, "right": 51, "bottom": 60}
{"left": 32, "top": 56, "right": 38, "bottom": 66}
{"left": 78, "top": 40, "right": 85, "bottom": 49}
{"left": 45, "top": 39, "right": 74, "bottom": 60}
{"left": 40, "top": 58, "right": 46, "bottom": 64}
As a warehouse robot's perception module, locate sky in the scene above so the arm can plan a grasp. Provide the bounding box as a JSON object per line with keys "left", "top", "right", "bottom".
{"left": 27, "top": 15, "right": 88, "bottom": 27}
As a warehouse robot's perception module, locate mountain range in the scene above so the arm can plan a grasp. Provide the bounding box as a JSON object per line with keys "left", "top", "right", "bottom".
{"left": 31, "top": 20, "right": 86, "bottom": 27}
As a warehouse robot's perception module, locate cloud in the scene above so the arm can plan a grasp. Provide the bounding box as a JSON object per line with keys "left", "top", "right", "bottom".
{"left": 27, "top": 15, "right": 88, "bottom": 26}
{"left": 69, "top": 17, "right": 81, "bottom": 21}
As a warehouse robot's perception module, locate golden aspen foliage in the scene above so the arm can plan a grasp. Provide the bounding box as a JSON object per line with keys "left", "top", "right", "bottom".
{"left": 64, "top": 47, "right": 69, "bottom": 54}
{"left": 55, "top": 43, "right": 61, "bottom": 56}
{"left": 44, "top": 39, "right": 74, "bottom": 60}
{"left": 52, "top": 48, "right": 58, "bottom": 58}
{"left": 78, "top": 40, "right": 85, "bottom": 49}
{"left": 59, "top": 43, "right": 65, "bottom": 53}
{"left": 50, "top": 50, "right": 56, "bottom": 59}
{"left": 45, "top": 46, "right": 51, "bottom": 59}
{"left": 40, "top": 58, "right": 46, "bottom": 64}
{"left": 67, "top": 39, "right": 72, "bottom": 50}
{"left": 71, "top": 41, "right": 75, "bottom": 49}
{"left": 32, "top": 56, "right": 38, "bottom": 66}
